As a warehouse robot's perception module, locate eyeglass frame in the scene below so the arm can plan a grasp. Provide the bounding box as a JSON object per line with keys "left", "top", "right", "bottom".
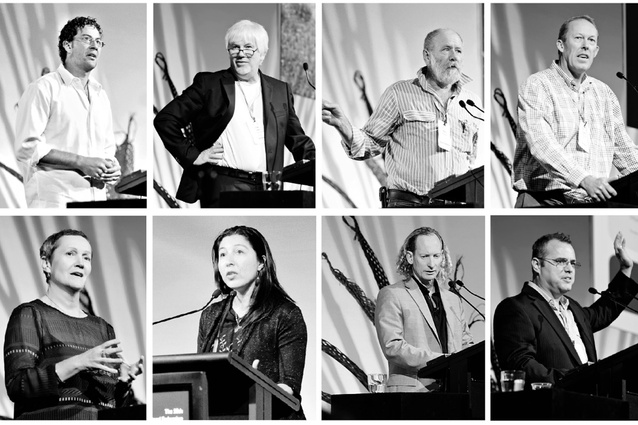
{"left": 227, "top": 45, "right": 258, "bottom": 58}
{"left": 536, "top": 257, "right": 582, "bottom": 269}
{"left": 74, "top": 35, "right": 105, "bottom": 48}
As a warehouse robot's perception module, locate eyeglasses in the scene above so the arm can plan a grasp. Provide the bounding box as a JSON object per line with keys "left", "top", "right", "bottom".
{"left": 538, "top": 257, "right": 582, "bottom": 269}
{"left": 74, "top": 35, "right": 105, "bottom": 48}
{"left": 227, "top": 46, "right": 258, "bottom": 58}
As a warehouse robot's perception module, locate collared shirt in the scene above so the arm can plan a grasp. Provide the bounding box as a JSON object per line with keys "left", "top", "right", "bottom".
{"left": 218, "top": 80, "right": 267, "bottom": 172}
{"left": 528, "top": 282, "right": 589, "bottom": 364}
{"left": 341, "top": 67, "right": 481, "bottom": 196}
{"left": 514, "top": 61, "right": 638, "bottom": 202}
{"left": 413, "top": 276, "right": 448, "bottom": 353}
{"left": 15, "top": 64, "right": 115, "bottom": 208}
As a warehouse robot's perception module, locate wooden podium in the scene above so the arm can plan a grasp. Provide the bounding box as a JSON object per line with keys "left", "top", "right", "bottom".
{"left": 153, "top": 353, "right": 300, "bottom": 420}
{"left": 428, "top": 166, "right": 484, "bottom": 207}
{"left": 418, "top": 341, "right": 485, "bottom": 418}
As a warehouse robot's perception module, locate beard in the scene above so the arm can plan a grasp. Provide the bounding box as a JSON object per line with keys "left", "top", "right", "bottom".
{"left": 429, "top": 59, "right": 461, "bottom": 86}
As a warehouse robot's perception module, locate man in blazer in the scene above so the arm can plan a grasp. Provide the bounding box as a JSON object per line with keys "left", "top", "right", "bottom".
{"left": 375, "top": 227, "right": 473, "bottom": 392}
{"left": 154, "top": 20, "right": 315, "bottom": 207}
{"left": 494, "top": 232, "right": 638, "bottom": 386}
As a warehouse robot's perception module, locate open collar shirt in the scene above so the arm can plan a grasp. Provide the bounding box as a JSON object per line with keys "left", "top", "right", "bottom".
{"left": 341, "top": 67, "right": 481, "bottom": 196}
{"left": 528, "top": 281, "right": 589, "bottom": 364}
{"left": 15, "top": 64, "right": 115, "bottom": 207}
{"left": 513, "top": 61, "right": 638, "bottom": 203}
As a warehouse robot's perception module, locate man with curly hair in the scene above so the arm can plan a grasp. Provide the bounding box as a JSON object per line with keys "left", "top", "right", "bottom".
{"left": 374, "top": 227, "right": 473, "bottom": 392}
{"left": 15, "top": 16, "right": 121, "bottom": 208}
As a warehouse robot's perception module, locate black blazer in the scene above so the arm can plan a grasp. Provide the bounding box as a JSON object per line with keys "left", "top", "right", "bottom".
{"left": 154, "top": 69, "right": 315, "bottom": 203}
{"left": 493, "top": 271, "right": 638, "bottom": 385}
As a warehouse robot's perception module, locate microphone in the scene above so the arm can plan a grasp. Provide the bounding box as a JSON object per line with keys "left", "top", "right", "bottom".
{"left": 616, "top": 71, "right": 638, "bottom": 95}
{"left": 466, "top": 99, "right": 484, "bottom": 113}
{"left": 588, "top": 287, "right": 638, "bottom": 314}
{"left": 303, "top": 62, "right": 315, "bottom": 90}
{"left": 153, "top": 289, "right": 222, "bottom": 325}
{"left": 453, "top": 280, "right": 485, "bottom": 300}
{"left": 206, "top": 290, "right": 237, "bottom": 352}
{"left": 449, "top": 281, "right": 485, "bottom": 319}
{"left": 460, "top": 100, "right": 484, "bottom": 121}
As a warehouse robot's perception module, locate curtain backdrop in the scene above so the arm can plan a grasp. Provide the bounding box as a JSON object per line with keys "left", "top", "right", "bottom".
{"left": 153, "top": 215, "right": 316, "bottom": 419}
{"left": 322, "top": 4, "right": 484, "bottom": 208}
{"left": 490, "top": 4, "right": 635, "bottom": 208}
{"left": 0, "top": 3, "right": 147, "bottom": 208}
{"left": 0, "top": 216, "right": 146, "bottom": 418}
{"left": 153, "top": 4, "right": 316, "bottom": 208}
{"left": 322, "top": 215, "right": 485, "bottom": 408}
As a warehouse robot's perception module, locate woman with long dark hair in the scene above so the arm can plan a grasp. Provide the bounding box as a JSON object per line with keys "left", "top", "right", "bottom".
{"left": 197, "top": 226, "right": 307, "bottom": 419}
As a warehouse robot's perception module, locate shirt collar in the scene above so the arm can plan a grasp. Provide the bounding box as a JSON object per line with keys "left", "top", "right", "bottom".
{"left": 550, "top": 61, "right": 591, "bottom": 92}
{"left": 528, "top": 281, "right": 570, "bottom": 311}
{"left": 417, "top": 66, "right": 472, "bottom": 95}
{"left": 412, "top": 273, "right": 442, "bottom": 293}
{"left": 56, "top": 64, "right": 102, "bottom": 92}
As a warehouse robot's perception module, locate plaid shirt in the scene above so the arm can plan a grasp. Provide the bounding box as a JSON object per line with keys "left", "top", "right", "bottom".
{"left": 513, "top": 61, "right": 638, "bottom": 202}
{"left": 341, "top": 67, "right": 481, "bottom": 196}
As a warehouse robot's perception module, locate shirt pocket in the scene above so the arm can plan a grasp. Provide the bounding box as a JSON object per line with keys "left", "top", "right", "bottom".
{"left": 453, "top": 118, "right": 477, "bottom": 154}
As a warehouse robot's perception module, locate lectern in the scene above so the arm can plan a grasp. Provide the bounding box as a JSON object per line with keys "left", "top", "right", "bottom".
{"left": 418, "top": 341, "right": 485, "bottom": 418}
{"left": 428, "top": 166, "right": 484, "bottom": 207}
{"left": 153, "top": 352, "right": 300, "bottom": 420}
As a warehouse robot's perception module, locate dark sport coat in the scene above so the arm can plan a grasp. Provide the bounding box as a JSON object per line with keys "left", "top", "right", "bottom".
{"left": 154, "top": 69, "right": 315, "bottom": 203}
{"left": 494, "top": 271, "right": 638, "bottom": 385}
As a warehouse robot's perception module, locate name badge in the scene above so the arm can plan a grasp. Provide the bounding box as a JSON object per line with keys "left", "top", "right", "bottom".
{"left": 438, "top": 119, "right": 451, "bottom": 151}
{"left": 578, "top": 120, "right": 590, "bottom": 153}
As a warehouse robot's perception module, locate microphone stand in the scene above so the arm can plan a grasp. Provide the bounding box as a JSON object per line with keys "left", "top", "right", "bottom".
{"left": 589, "top": 287, "right": 638, "bottom": 314}
{"left": 449, "top": 282, "right": 485, "bottom": 319}
{"left": 153, "top": 289, "right": 222, "bottom": 325}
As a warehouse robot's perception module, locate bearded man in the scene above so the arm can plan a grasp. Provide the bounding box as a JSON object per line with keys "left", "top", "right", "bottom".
{"left": 322, "top": 28, "right": 482, "bottom": 207}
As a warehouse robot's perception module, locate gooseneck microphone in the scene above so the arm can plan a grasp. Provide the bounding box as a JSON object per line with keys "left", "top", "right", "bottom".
{"left": 449, "top": 281, "right": 485, "bottom": 319}
{"left": 466, "top": 99, "right": 484, "bottom": 113}
{"left": 453, "top": 280, "right": 485, "bottom": 300}
{"left": 588, "top": 287, "right": 638, "bottom": 314}
{"left": 303, "top": 62, "right": 316, "bottom": 90}
{"left": 153, "top": 288, "right": 222, "bottom": 325}
{"left": 616, "top": 71, "right": 638, "bottom": 95}
{"left": 460, "top": 100, "right": 484, "bottom": 122}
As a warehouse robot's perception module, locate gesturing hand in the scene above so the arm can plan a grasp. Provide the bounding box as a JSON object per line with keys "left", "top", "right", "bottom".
{"left": 614, "top": 231, "right": 633, "bottom": 275}
{"left": 322, "top": 100, "right": 353, "bottom": 142}
{"left": 119, "top": 355, "right": 144, "bottom": 383}
{"left": 77, "top": 339, "right": 124, "bottom": 374}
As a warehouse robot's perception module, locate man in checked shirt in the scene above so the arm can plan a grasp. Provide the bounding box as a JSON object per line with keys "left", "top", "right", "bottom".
{"left": 322, "top": 28, "right": 482, "bottom": 208}
{"left": 513, "top": 15, "right": 638, "bottom": 207}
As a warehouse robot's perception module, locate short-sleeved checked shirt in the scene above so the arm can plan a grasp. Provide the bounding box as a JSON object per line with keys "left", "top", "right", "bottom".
{"left": 513, "top": 61, "right": 638, "bottom": 202}
{"left": 341, "top": 67, "right": 481, "bottom": 196}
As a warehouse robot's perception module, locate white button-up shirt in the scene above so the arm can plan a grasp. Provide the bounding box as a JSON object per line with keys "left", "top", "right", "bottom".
{"left": 15, "top": 64, "right": 116, "bottom": 207}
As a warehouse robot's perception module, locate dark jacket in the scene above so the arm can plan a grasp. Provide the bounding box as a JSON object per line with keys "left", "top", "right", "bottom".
{"left": 197, "top": 293, "right": 307, "bottom": 419}
{"left": 154, "top": 69, "right": 315, "bottom": 203}
{"left": 494, "top": 271, "right": 638, "bottom": 385}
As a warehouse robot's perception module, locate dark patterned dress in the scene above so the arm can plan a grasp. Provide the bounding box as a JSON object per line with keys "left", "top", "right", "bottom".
{"left": 4, "top": 300, "right": 132, "bottom": 419}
